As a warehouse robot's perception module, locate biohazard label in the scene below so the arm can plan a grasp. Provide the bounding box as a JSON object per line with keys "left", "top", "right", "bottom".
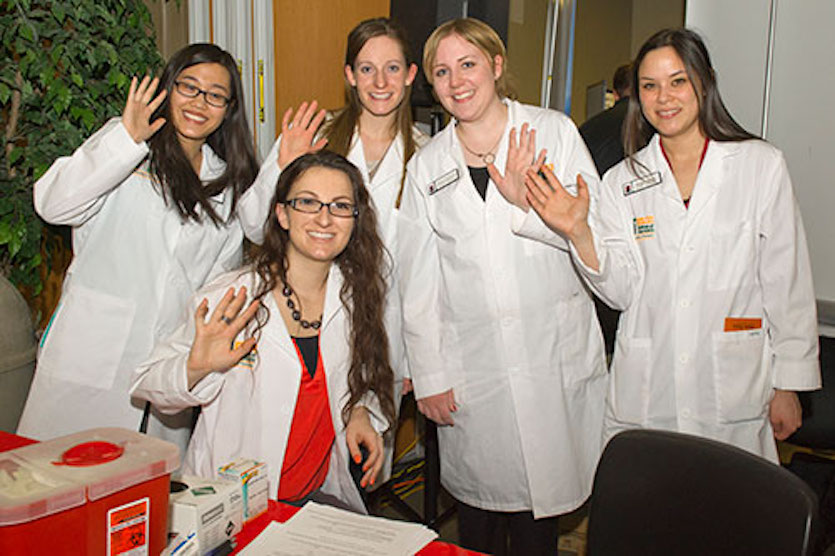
{"left": 107, "top": 497, "right": 149, "bottom": 555}
{"left": 633, "top": 215, "right": 655, "bottom": 240}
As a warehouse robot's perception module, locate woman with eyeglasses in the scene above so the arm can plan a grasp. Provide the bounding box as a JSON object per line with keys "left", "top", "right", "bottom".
{"left": 132, "top": 151, "right": 395, "bottom": 511}
{"left": 18, "top": 44, "right": 258, "bottom": 449}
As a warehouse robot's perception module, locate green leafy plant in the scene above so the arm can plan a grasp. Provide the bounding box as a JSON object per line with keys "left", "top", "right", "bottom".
{"left": 1, "top": 0, "right": 164, "bottom": 295}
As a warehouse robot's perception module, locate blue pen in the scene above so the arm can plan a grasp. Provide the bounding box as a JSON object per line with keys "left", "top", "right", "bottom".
{"left": 170, "top": 532, "right": 196, "bottom": 555}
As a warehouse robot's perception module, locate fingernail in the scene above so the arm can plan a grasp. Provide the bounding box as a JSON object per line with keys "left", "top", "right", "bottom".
{"left": 353, "top": 454, "right": 360, "bottom": 463}
{"left": 370, "top": 478, "right": 375, "bottom": 486}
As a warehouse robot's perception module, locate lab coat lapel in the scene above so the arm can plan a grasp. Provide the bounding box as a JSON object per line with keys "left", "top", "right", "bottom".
{"left": 321, "top": 265, "right": 345, "bottom": 331}
{"left": 646, "top": 135, "right": 685, "bottom": 209}
{"left": 442, "top": 120, "right": 490, "bottom": 210}
{"left": 371, "top": 135, "right": 405, "bottom": 190}
{"left": 687, "top": 141, "right": 736, "bottom": 218}
{"left": 484, "top": 100, "right": 514, "bottom": 210}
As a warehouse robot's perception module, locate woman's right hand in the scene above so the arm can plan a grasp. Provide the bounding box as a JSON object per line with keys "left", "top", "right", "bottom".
{"left": 122, "top": 75, "right": 167, "bottom": 144}
{"left": 417, "top": 388, "right": 458, "bottom": 426}
{"left": 277, "top": 100, "right": 328, "bottom": 170}
{"left": 186, "top": 287, "right": 260, "bottom": 389}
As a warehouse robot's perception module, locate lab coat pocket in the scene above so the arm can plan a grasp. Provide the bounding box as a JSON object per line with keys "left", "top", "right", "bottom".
{"left": 712, "top": 329, "right": 768, "bottom": 423}
{"left": 610, "top": 336, "right": 651, "bottom": 424}
{"left": 38, "top": 284, "right": 136, "bottom": 390}
{"left": 708, "top": 221, "right": 757, "bottom": 290}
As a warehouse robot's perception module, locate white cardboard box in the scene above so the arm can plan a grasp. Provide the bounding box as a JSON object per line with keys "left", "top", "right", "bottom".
{"left": 217, "top": 459, "right": 269, "bottom": 522}
{"left": 169, "top": 475, "right": 244, "bottom": 554}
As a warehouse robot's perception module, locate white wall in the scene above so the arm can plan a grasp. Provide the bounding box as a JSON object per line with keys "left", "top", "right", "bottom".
{"left": 686, "top": 0, "right": 835, "bottom": 333}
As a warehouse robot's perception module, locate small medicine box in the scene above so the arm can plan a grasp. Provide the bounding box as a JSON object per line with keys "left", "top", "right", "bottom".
{"left": 169, "top": 475, "right": 243, "bottom": 554}
{"left": 217, "top": 459, "right": 268, "bottom": 522}
{"left": 0, "top": 427, "right": 179, "bottom": 555}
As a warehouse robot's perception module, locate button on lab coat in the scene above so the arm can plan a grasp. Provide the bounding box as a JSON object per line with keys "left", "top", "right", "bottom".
{"left": 576, "top": 136, "right": 820, "bottom": 461}
{"left": 397, "top": 100, "right": 607, "bottom": 517}
{"left": 131, "top": 267, "right": 384, "bottom": 513}
{"left": 18, "top": 119, "right": 243, "bottom": 449}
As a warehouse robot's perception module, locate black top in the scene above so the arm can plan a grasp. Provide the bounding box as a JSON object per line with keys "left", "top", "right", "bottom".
{"left": 468, "top": 166, "right": 490, "bottom": 201}
{"left": 293, "top": 335, "right": 319, "bottom": 379}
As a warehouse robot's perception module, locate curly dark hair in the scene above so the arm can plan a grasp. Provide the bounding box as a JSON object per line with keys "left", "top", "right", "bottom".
{"left": 250, "top": 151, "right": 396, "bottom": 430}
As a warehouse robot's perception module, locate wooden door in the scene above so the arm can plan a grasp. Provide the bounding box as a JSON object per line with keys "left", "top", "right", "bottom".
{"left": 272, "top": 0, "right": 389, "bottom": 130}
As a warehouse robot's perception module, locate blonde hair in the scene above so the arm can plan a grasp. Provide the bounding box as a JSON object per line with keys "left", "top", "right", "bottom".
{"left": 422, "top": 18, "right": 515, "bottom": 99}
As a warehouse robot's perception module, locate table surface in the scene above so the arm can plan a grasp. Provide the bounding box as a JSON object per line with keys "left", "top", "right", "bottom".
{"left": 0, "top": 431, "right": 478, "bottom": 555}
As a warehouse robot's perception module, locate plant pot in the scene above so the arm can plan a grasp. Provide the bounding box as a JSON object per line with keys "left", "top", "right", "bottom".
{"left": 0, "top": 274, "right": 37, "bottom": 433}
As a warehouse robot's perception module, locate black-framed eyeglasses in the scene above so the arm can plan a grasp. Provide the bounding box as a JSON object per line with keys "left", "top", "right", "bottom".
{"left": 285, "top": 198, "right": 358, "bottom": 218}
{"left": 174, "top": 80, "right": 231, "bottom": 108}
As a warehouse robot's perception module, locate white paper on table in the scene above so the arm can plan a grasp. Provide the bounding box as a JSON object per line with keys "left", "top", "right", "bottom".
{"left": 238, "top": 502, "right": 438, "bottom": 556}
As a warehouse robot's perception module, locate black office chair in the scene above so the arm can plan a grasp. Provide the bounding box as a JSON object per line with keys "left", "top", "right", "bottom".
{"left": 587, "top": 429, "right": 818, "bottom": 556}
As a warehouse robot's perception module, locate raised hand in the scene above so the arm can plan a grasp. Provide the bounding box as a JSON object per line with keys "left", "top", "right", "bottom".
{"left": 122, "top": 75, "right": 167, "bottom": 143}
{"left": 345, "top": 406, "right": 384, "bottom": 488}
{"left": 487, "top": 123, "right": 547, "bottom": 210}
{"left": 186, "top": 287, "right": 260, "bottom": 389}
{"left": 526, "top": 166, "right": 599, "bottom": 270}
{"left": 417, "top": 388, "right": 457, "bottom": 426}
{"left": 277, "top": 100, "right": 328, "bottom": 170}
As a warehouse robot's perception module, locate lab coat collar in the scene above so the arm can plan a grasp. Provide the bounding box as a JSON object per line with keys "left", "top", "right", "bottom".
{"left": 440, "top": 98, "right": 516, "bottom": 207}
{"left": 646, "top": 135, "right": 738, "bottom": 216}
{"left": 258, "top": 264, "right": 346, "bottom": 359}
{"left": 347, "top": 130, "right": 406, "bottom": 192}
{"left": 199, "top": 142, "right": 228, "bottom": 207}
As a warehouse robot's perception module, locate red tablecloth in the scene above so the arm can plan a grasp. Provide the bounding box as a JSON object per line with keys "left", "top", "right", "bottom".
{"left": 1, "top": 432, "right": 478, "bottom": 555}
{"left": 233, "top": 499, "right": 480, "bottom": 555}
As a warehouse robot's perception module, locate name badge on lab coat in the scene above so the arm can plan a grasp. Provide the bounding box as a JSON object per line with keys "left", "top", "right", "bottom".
{"left": 622, "top": 171, "right": 662, "bottom": 196}
{"left": 428, "top": 168, "right": 460, "bottom": 195}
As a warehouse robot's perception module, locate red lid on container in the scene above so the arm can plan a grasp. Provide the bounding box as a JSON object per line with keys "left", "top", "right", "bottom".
{"left": 54, "top": 441, "right": 125, "bottom": 467}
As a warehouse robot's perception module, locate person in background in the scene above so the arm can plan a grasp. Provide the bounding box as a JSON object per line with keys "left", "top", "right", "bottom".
{"left": 132, "top": 151, "right": 395, "bottom": 511}
{"left": 397, "top": 18, "right": 607, "bottom": 555}
{"left": 526, "top": 27, "right": 820, "bottom": 462}
{"left": 18, "top": 44, "right": 258, "bottom": 450}
{"left": 580, "top": 63, "right": 639, "bottom": 177}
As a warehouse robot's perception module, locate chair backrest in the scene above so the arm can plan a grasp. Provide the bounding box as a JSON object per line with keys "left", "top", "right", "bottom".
{"left": 587, "top": 429, "right": 818, "bottom": 556}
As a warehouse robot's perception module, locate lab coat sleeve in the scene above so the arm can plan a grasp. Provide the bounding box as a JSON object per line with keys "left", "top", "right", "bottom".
{"left": 131, "top": 295, "right": 225, "bottom": 413}
{"left": 572, "top": 167, "right": 643, "bottom": 311}
{"left": 205, "top": 220, "right": 244, "bottom": 284}
{"left": 758, "top": 152, "right": 820, "bottom": 390}
{"left": 396, "top": 161, "right": 454, "bottom": 399}
{"left": 238, "top": 136, "right": 283, "bottom": 244}
{"left": 34, "top": 118, "right": 149, "bottom": 226}
{"left": 358, "top": 391, "right": 388, "bottom": 435}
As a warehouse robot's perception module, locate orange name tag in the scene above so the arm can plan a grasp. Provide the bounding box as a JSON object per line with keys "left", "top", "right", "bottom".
{"left": 724, "top": 318, "right": 762, "bottom": 332}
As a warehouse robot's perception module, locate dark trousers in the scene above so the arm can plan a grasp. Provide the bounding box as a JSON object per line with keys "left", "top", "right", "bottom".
{"left": 457, "top": 499, "right": 559, "bottom": 556}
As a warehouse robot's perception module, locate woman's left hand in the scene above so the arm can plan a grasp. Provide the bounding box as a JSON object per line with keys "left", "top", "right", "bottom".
{"left": 770, "top": 389, "right": 802, "bottom": 440}
{"left": 345, "top": 406, "right": 384, "bottom": 489}
{"left": 487, "top": 123, "right": 547, "bottom": 210}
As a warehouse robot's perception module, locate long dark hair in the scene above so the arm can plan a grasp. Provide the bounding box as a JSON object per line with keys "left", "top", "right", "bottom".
{"left": 148, "top": 43, "right": 258, "bottom": 225}
{"left": 250, "top": 151, "right": 395, "bottom": 430}
{"left": 320, "top": 17, "right": 417, "bottom": 208}
{"left": 624, "top": 28, "right": 757, "bottom": 171}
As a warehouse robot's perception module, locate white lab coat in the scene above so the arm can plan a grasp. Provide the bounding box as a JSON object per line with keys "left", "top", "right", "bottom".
{"left": 18, "top": 119, "right": 244, "bottom": 450}
{"left": 397, "top": 100, "right": 607, "bottom": 518}
{"left": 576, "top": 135, "right": 820, "bottom": 461}
{"left": 131, "top": 267, "right": 385, "bottom": 513}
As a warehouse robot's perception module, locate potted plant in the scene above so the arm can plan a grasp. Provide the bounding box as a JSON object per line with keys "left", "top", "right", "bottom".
{"left": 1, "top": 0, "right": 164, "bottom": 322}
